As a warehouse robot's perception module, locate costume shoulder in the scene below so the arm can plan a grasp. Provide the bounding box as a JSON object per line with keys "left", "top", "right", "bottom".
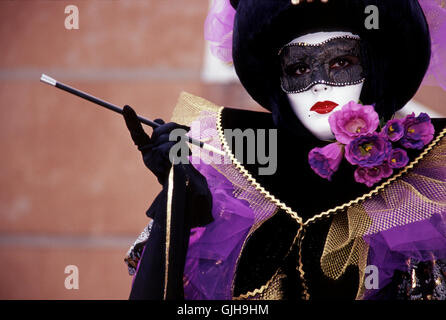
{"left": 170, "top": 91, "right": 222, "bottom": 126}
{"left": 321, "top": 119, "right": 446, "bottom": 299}
{"left": 170, "top": 91, "right": 273, "bottom": 129}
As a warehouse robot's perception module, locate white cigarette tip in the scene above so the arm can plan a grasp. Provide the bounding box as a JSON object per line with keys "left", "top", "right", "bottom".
{"left": 202, "top": 144, "right": 226, "bottom": 157}
{"left": 40, "top": 74, "right": 57, "bottom": 86}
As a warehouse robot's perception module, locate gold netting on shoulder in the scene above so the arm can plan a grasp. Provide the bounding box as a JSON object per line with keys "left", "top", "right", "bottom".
{"left": 215, "top": 108, "right": 302, "bottom": 224}
{"left": 320, "top": 132, "right": 446, "bottom": 299}
{"left": 169, "top": 92, "right": 285, "bottom": 297}
{"left": 170, "top": 91, "right": 222, "bottom": 126}
{"left": 319, "top": 202, "right": 371, "bottom": 287}
{"left": 233, "top": 269, "right": 287, "bottom": 300}
{"left": 304, "top": 128, "right": 446, "bottom": 225}
{"left": 169, "top": 91, "right": 280, "bottom": 231}
{"left": 176, "top": 92, "right": 280, "bottom": 224}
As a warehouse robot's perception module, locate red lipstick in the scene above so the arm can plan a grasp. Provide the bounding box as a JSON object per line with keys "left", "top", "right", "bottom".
{"left": 310, "top": 101, "right": 339, "bottom": 114}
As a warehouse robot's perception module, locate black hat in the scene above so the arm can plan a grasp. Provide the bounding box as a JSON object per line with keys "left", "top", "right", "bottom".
{"left": 230, "top": 0, "right": 431, "bottom": 132}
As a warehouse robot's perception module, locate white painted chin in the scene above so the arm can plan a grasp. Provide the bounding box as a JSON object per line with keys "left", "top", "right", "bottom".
{"left": 286, "top": 31, "right": 364, "bottom": 141}
{"left": 287, "top": 83, "right": 364, "bottom": 141}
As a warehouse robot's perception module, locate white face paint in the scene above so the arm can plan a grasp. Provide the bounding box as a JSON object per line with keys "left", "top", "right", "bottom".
{"left": 285, "top": 31, "right": 364, "bottom": 141}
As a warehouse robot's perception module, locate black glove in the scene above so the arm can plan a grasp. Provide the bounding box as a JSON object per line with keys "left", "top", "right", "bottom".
{"left": 124, "top": 105, "right": 215, "bottom": 300}
{"left": 123, "top": 104, "right": 214, "bottom": 228}
{"left": 122, "top": 105, "right": 190, "bottom": 185}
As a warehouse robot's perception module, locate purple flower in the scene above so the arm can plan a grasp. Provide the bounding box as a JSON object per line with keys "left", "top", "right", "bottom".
{"left": 400, "top": 113, "right": 435, "bottom": 149}
{"left": 329, "top": 101, "right": 379, "bottom": 144}
{"left": 345, "top": 133, "right": 392, "bottom": 168}
{"left": 382, "top": 119, "right": 404, "bottom": 142}
{"left": 354, "top": 163, "right": 393, "bottom": 187}
{"left": 308, "top": 143, "right": 344, "bottom": 181}
{"left": 388, "top": 148, "right": 409, "bottom": 169}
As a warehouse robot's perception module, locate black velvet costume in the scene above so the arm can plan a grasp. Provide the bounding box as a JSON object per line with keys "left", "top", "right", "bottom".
{"left": 221, "top": 108, "right": 446, "bottom": 299}
{"left": 126, "top": 0, "right": 446, "bottom": 300}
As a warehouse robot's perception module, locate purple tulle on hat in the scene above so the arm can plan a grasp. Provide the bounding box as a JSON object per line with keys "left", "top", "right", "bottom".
{"left": 419, "top": 0, "right": 446, "bottom": 91}
{"left": 204, "top": 0, "right": 236, "bottom": 64}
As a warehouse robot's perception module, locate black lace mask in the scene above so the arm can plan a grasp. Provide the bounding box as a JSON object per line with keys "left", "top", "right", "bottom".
{"left": 279, "top": 36, "right": 364, "bottom": 93}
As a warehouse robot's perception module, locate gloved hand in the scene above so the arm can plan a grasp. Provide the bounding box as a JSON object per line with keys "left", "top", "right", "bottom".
{"left": 122, "top": 105, "right": 190, "bottom": 185}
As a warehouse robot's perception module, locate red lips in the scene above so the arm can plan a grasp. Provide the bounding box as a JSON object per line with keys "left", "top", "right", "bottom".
{"left": 310, "top": 101, "right": 339, "bottom": 114}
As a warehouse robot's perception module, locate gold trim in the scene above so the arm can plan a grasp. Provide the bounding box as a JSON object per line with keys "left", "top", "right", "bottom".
{"left": 233, "top": 269, "right": 282, "bottom": 300}
{"left": 234, "top": 219, "right": 305, "bottom": 299}
{"left": 231, "top": 209, "right": 272, "bottom": 296}
{"left": 170, "top": 92, "right": 290, "bottom": 299}
{"left": 170, "top": 91, "right": 222, "bottom": 126}
{"left": 234, "top": 225, "right": 312, "bottom": 300}
{"left": 296, "top": 225, "right": 310, "bottom": 300}
{"left": 177, "top": 93, "right": 445, "bottom": 300}
{"left": 234, "top": 272, "right": 279, "bottom": 300}
{"left": 217, "top": 102, "right": 444, "bottom": 299}
{"left": 216, "top": 107, "right": 304, "bottom": 298}
{"left": 304, "top": 127, "right": 446, "bottom": 226}
{"left": 163, "top": 165, "right": 175, "bottom": 300}
{"left": 216, "top": 108, "right": 303, "bottom": 224}
{"left": 216, "top": 102, "right": 445, "bottom": 226}
{"left": 231, "top": 208, "right": 282, "bottom": 299}
{"left": 298, "top": 128, "right": 445, "bottom": 299}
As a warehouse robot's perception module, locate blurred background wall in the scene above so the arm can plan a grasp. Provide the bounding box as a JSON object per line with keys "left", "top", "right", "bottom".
{"left": 0, "top": 0, "right": 444, "bottom": 299}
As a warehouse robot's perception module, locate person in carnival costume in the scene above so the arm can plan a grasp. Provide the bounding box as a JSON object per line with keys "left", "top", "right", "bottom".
{"left": 123, "top": 0, "right": 446, "bottom": 300}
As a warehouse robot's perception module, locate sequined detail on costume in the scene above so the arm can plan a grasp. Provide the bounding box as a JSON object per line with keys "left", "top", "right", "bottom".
{"left": 125, "top": 220, "right": 153, "bottom": 276}
{"left": 396, "top": 258, "right": 446, "bottom": 300}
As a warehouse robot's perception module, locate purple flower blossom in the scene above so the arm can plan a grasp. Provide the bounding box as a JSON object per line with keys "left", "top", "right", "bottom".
{"left": 354, "top": 163, "right": 393, "bottom": 187}
{"left": 388, "top": 148, "right": 409, "bottom": 169}
{"left": 329, "top": 101, "right": 379, "bottom": 144}
{"left": 345, "top": 133, "right": 392, "bottom": 168}
{"left": 382, "top": 119, "right": 404, "bottom": 142}
{"left": 400, "top": 113, "right": 435, "bottom": 149}
{"left": 308, "top": 143, "right": 344, "bottom": 181}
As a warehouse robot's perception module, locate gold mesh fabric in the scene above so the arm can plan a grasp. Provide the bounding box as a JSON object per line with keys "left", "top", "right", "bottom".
{"left": 233, "top": 270, "right": 287, "bottom": 300}
{"left": 321, "top": 133, "right": 446, "bottom": 299}
{"left": 170, "top": 92, "right": 280, "bottom": 225}
{"left": 171, "top": 91, "right": 222, "bottom": 126}
{"left": 364, "top": 135, "right": 446, "bottom": 236}
{"left": 320, "top": 204, "right": 372, "bottom": 280}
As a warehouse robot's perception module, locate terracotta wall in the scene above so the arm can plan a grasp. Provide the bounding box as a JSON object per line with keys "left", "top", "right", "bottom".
{"left": 0, "top": 0, "right": 444, "bottom": 300}
{"left": 0, "top": 0, "right": 212, "bottom": 300}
